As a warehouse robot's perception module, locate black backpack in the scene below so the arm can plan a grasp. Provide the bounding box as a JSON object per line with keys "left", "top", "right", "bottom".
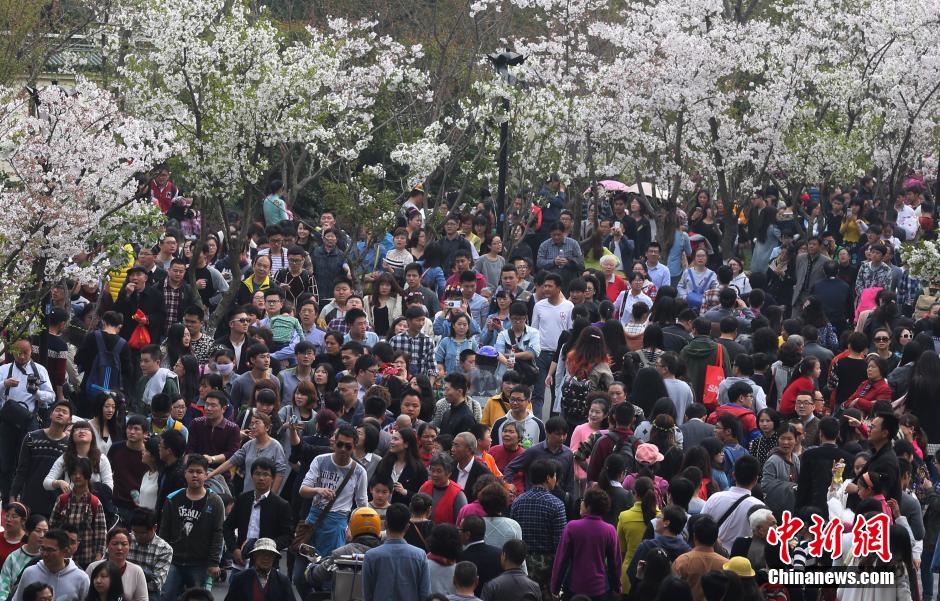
{"left": 604, "top": 430, "right": 637, "bottom": 475}
{"left": 84, "top": 330, "right": 126, "bottom": 396}
{"left": 560, "top": 375, "right": 596, "bottom": 422}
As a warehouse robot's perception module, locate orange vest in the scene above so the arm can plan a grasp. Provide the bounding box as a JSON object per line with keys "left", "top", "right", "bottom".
{"left": 420, "top": 480, "right": 463, "bottom": 524}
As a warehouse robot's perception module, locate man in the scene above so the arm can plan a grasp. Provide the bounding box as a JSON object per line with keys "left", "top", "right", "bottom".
{"left": 854, "top": 243, "right": 893, "bottom": 302}
{"left": 136, "top": 246, "right": 166, "bottom": 285}
{"left": 320, "top": 278, "right": 354, "bottom": 325}
{"left": 792, "top": 236, "right": 830, "bottom": 314}
{"left": 451, "top": 432, "right": 493, "bottom": 502}
{"left": 185, "top": 392, "right": 241, "bottom": 469}
{"left": 132, "top": 345, "right": 180, "bottom": 413}
{"left": 446, "top": 251, "right": 488, "bottom": 295}
{"left": 802, "top": 325, "right": 834, "bottom": 377}
{"left": 657, "top": 352, "right": 694, "bottom": 423}
{"left": 344, "top": 308, "right": 380, "bottom": 348}
{"left": 700, "top": 454, "right": 766, "bottom": 550}
{"left": 436, "top": 374, "right": 477, "bottom": 438}
{"left": 538, "top": 174, "right": 567, "bottom": 230}
{"left": 307, "top": 507, "right": 382, "bottom": 590}
{"left": 156, "top": 430, "right": 187, "bottom": 513}
{"left": 491, "top": 385, "right": 546, "bottom": 447}
{"left": 311, "top": 211, "right": 350, "bottom": 250}
{"left": 10, "top": 400, "right": 71, "bottom": 515}
{"left": 699, "top": 265, "right": 735, "bottom": 314}
{"left": 159, "top": 455, "right": 225, "bottom": 601}
{"left": 448, "top": 562, "right": 482, "bottom": 601}
{"left": 362, "top": 503, "right": 430, "bottom": 601}
{"left": 108, "top": 415, "right": 149, "bottom": 524}
{"left": 703, "top": 289, "right": 754, "bottom": 335}
{"left": 274, "top": 245, "right": 317, "bottom": 306}
{"left": 404, "top": 262, "right": 440, "bottom": 316}
{"left": 295, "top": 425, "right": 369, "bottom": 593}
{"left": 615, "top": 271, "right": 653, "bottom": 325}
{"left": 270, "top": 299, "right": 326, "bottom": 365}
{"left": 663, "top": 308, "right": 696, "bottom": 352}
{"left": 223, "top": 458, "right": 294, "bottom": 566}
{"left": 160, "top": 259, "right": 198, "bottom": 337}
{"left": 311, "top": 229, "right": 351, "bottom": 301}
{"left": 728, "top": 508, "right": 777, "bottom": 571}
{"left": 856, "top": 412, "right": 901, "bottom": 502}
{"left": 493, "top": 303, "right": 541, "bottom": 387}
{"left": 489, "top": 265, "right": 534, "bottom": 315}
{"left": 12, "top": 529, "right": 89, "bottom": 601}
{"left": 536, "top": 222, "right": 584, "bottom": 284}
{"left": 706, "top": 381, "right": 759, "bottom": 443}
{"left": 679, "top": 403, "right": 715, "bottom": 450}
{"left": 182, "top": 306, "right": 214, "bottom": 366}
{"left": 812, "top": 261, "right": 852, "bottom": 334}
{"left": 459, "top": 516, "right": 502, "bottom": 595}
{"left": 603, "top": 218, "right": 633, "bottom": 275}
{"left": 508, "top": 459, "right": 566, "bottom": 600}
{"left": 128, "top": 508, "right": 173, "bottom": 598}
{"left": 503, "top": 416, "right": 576, "bottom": 499}
{"left": 389, "top": 306, "right": 437, "bottom": 379}
{"left": 213, "top": 307, "right": 252, "bottom": 374}
{"left": 30, "top": 308, "right": 69, "bottom": 402}
{"left": 277, "top": 340, "right": 315, "bottom": 405}
{"left": 795, "top": 417, "right": 853, "bottom": 518}
{"left": 645, "top": 242, "right": 670, "bottom": 292}
{"left": 440, "top": 215, "right": 474, "bottom": 270}
{"left": 257, "top": 224, "right": 289, "bottom": 273}
{"left": 680, "top": 317, "right": 731, "bottom": 404}
{"left": 114, "top": 267, "right": 166, "bottom": 342}
{"left": 481, "top": 540, "right": 540, "bottom": 601}
{"left": 154, "top": 234, "right": 178, "bottom": 270}
{"left": 587, "top": 402, "right": 636, "bottom": 482}
{"left": 531, "top": 274, "right": 573, "bottom": 417}
{"left": 0, "top": 338, "right": 55, "bottom": 498}
{"left": 626, "top": 505, "right": 690, "bottom": 591}
{"left": 794, "top": 390, "right": 821, "bottom": 447}
{"left": 76, "top": 311, "right": 133, "bottom": 397}
{"left": 716, "top": 354, "right": 767, "bottom": 412}
{"left": 672, "top": 516, "right": 727, "bottom": 601}
{"left": 223, "top": 537, "right": 296, "bottom": 601}
{"left": 229, "top": 343, "right": 279, "bottom": 412}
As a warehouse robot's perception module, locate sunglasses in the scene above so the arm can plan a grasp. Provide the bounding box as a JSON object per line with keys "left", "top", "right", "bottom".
{"left": 900, "top": 333, "right": 913, "bottom": 339}
{"left": 874, "top": 337, "right": 890, "bottom": 342}
{"left": 334, "top": 441, "right": 353, "bottom": 450}
{"left": 231, "top": 318, "right": 250, "bottom": 324}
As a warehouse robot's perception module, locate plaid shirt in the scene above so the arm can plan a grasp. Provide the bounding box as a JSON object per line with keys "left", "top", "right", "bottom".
{"left": 855, "top": 261, "right": 893, "bottom": 300}
{"left": 273, "top": 268, "right": 319, "bottom": 305}
{"left": 128, "top": 532, "right": 173, "bottom": 592}
{"left": 509, "top": 485, "right": 567, "bottom": 554}
{"left": 49, "top": 491, "right": 107, "bottom": 568}
{"left": 327, "top": 318, "right": 349, "bottom": 335}
{"left": 389, "top": 330, "right": 436, "bottom": 377}
{"left": 164, "top": 281, "right": 184, "bottom": 329}
{"left": 897, "top": 270, "right": 922, "bottom": 308}
{"left": 700, "top": 287, "right": 723, "bottom": 314}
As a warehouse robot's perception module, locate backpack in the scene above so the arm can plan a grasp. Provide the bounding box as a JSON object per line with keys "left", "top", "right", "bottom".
{"left": 84, "top": 330, "right": 126, "bottom": 396}
{"left": 604, "top": 430, "right": 637, "bottom": 475}
{"left": 56, "top": 491, "right": 101, "bottom": 519}
{"left": 685, "top": 269, "right": 714, "bottom": 309}
{"left": 560, "top": 374, "right": 596, "bottom": 422}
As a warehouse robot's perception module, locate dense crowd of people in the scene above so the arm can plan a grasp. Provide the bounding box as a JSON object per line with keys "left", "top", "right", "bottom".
{"left": 0, "top": 167, "right": 938, "bottom": 601}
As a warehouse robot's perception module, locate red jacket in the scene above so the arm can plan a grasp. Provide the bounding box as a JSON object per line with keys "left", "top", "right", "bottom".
{"left": 779, "top": 376, "right": 816, "bottom": 416}
{"left": 707, "top": 404, "right": 759, "bottom": 441}
{"left": 845, "top": 378, "right": 893, "bottom": 416}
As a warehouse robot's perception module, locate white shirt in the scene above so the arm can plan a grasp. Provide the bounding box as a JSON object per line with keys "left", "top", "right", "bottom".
{"left": 456, "top": 457, "right": 475, "bottom": 490}
{"left": 0, "top": 361, "right": 55, "bottom": 413}
{"left": 614, "top": 290, "right": 653, "bottom": 325}
{"left": 247, "top": 490, "right": 270, "bottom": 540}
{"left": 701, "top": 486, "right": 765, "bottom": 550}
{"left": 531, "top": 298, "right": 574, "bottom": 352}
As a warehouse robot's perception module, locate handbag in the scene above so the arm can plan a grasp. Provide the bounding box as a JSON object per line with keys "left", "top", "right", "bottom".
{"left": 702, "top": 343, "right": 724, "bottom": 411}
{"left": 507, "top": 329, "right": 538, "bottom": 385}
{"left": 290, "top": 458, "right": 359, "bottom": 552}
{"left": 0, "top": 364, "right": 38, "bottom": 430}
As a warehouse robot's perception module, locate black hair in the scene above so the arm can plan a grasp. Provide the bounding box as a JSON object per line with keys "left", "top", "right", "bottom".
{"left": 386, "top": 503, "right": 411, "bottom": 533}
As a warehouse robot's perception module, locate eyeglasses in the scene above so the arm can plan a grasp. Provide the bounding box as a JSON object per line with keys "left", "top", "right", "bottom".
{"left": 334, "top": 441, "right": 353, "bottom": 450}
{"left": 874, "top": 337, "right": 890, "bottom": 342}
{"left": 795, "top": 399, "right": 813, "bottom": 406}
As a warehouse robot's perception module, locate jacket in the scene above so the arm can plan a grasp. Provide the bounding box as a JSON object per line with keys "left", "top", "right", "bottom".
{"left": 792, "top": 251, "right": 830, "bottom": 304}
{"left": 795, "top": 443, "right": 854, "bottom": 518}
{"left": 159, "top": 489, "right": 225, "bottom": 567}
{"left": 223, "top": 489, "right": 294, "bottom": 551}
{"left": 491, "top": 411, "right": 546, "bottom": 446}
{"left": 451, "top": 458, "right": 493, "bottom": 502}
{"left": 460, "top": 540, "right": 503, "bottom": 594}
{"left": 113, "top": 283, "right": 166, "bottom": 344}
{"left": 378, "top": 461, "right": 428, "bottom": 505}
{"left": 616, "top": 502, "right": 659, "bottom": 593}
{"left": 10, "top": 429, "right": 69, "bottom": 517}
{"left": 480, "top": 568, "right": 540, "bottom": 601}
{"left": 157, "top": 281, "right": 198, "bottom": 336}
{"left": 223, "top": 567, "right": 296, "bottom": 601}
{"left": 679, "top": 419, "right": 715, "bottom": 451}
{"left": 309, "top": 535, "right": 381, "bottom": 585}
{"left": 436, "top": 400, "right": 477, "bottom": 438}
{"left": 761, "top": 452, "right": 800, "bottom": 515}
{"left": 680, "top": 336, "right": 731, "bottom": 402}
{"left": 12, "top": 559, "right": 89, "bottom": 601}
{"left": 707, "top": 404, "right": 759, "bottom": 442}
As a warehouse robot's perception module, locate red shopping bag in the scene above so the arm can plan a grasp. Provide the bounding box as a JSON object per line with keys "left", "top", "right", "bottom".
{"left": 702, "top": 343, "right": 724, "bottom": 411}
{"left": 128, "top": 309, "right": 151, "bottom": 350}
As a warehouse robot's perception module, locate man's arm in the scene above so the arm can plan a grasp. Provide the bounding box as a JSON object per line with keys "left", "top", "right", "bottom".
{"left": 223, "top": 496, "right": 241, "bottom": 551}
{"left": 208, "top": 495, "right": 226, "bottom": 566}
{"left": 536, "top": 244, "right": 554, "bottom": 271}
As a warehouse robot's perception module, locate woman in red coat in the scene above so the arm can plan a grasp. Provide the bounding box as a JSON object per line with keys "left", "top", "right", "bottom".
{"left": 844, "top": 356, "right": 893, "bottom": 416}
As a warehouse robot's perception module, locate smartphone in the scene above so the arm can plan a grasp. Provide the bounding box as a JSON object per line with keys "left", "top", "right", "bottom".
{"left": 446, "top": 300, "right": 462, "bottom": 309}
{"left": 290, "top": 415, "right": 300, "bottom": 425}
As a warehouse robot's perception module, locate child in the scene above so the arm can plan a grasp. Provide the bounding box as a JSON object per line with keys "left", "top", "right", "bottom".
{"left": 404, "top": 493, "right": 434, "bottom": 551}
{"left": 268, "top": 300, "right": 304, "bottom": 353}
{"left": 369, "top": 476, "right": 393, "bottom": 534}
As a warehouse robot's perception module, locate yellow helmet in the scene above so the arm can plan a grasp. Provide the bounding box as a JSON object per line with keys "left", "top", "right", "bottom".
{"left": 348, "top": 507, "right": 382, "bottom": 538}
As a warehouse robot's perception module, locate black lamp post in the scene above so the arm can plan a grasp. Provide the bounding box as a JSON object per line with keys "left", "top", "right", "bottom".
{"left": 488, "top": 51, "right": 524, "bottom": 227}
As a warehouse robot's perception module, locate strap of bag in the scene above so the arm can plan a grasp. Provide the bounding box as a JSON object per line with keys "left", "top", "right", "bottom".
{"left": 312, "top": 458, "right": 358, "bottom": 524}
{"left": 405, "top": 521, "right": 429, "bottom": 548}
{"left": 717, "top": 492, "right": 754, "bottom": 528}
{"left": 3, "top": 364, "right": 13, "bottom": 396}
{"left": 714, "top": 343, "right": 724, "bottom": 368}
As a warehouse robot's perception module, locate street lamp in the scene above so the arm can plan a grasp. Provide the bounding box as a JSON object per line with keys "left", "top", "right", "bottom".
{"left": 488, "top": 51, "right": 525, "bottom": 227}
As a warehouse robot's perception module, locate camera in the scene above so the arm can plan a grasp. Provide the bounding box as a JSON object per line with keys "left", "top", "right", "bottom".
{"left": 445, "top": 300, "right": 462, "bottom": 309}
{"left": 26, "top": 374, "right": 41, "bottom": 395}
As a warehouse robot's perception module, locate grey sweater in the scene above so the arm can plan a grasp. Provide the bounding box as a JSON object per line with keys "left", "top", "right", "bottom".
{"left": 13, "top": 560, "right": 89, "bottom": 601}
{"left": 761, "top": 452, "right": 800, "bottom": 515}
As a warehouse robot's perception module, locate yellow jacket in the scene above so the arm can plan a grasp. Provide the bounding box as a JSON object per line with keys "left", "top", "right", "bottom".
{"left": 617, "top": 502, "right": 661, "bottom": 593}
{"left": 481, "top": 394, "right": 510, "bottom": 427}
{"left": 106, "top": 244, "right": 136, "bottom": 301}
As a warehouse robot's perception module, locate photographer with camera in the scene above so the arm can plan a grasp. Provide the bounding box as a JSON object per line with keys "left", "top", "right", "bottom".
{"left": 0, "top": 339, "right": 55, "bottom": 501}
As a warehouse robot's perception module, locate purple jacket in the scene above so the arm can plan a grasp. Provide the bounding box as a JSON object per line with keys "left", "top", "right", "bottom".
{"left": 551, "top": 515, "right": 622, "bottom": 596}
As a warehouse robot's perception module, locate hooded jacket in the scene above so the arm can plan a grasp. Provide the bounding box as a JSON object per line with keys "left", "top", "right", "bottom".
{"left": 12, "top": 559, "right": 89, "bottom": 601}
{"left": 491, "top": 410, "right": 546, "bottom": 446}
{"left": 680, "top": 335, "right": 731, "bottom": 402}
{"left": 309, "top": 534, "right": 382, "bottom": 584}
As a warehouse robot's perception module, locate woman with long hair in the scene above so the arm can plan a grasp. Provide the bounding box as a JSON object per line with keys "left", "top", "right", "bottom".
{"left": 751, "top": 206, "right": 781, "bottom": 275}
{"left": 765, "top": 244, "right": 796, "bottom": 313}
{"left": 631, "top": 324, "right": 666, "bottom": 371}
{"left": 162, "top": 323, "right": 192, "bottom": 369}
{"left": 374, "top": 428, "right": 428, "bottom": 505}
{"left": 408, "top": 228, "right": 427, "bottom": 262}
{"left": 760, "top": 423, "right": 801, "bottom": 516}
{"left": 681, "top": 445, "right": 719, "bottom": 499}
{"left": 748, "top": 408, "right": 782, "bottom": 469}
{"left": 420, "top": 242, "right": 448, "bottom": 298}
{"left": 844, "top": 355, "right": 892, "bottom": 416}
{"left": 596, "top": 453, "right": 634, "bottom": 526}
{"left": 85, "top": 560, "right": 124, "bottom": 601}
{"left": 648, "top": 415, "right": 683, "bottom": 481}
{"left": 905, "top": 351, "right": 940, "bottom": 443}
{"left": 88, "top": 393, "right": 125, "bottom": 455}
{"left": 44, "top": 421, "right": 113, "bottom": 493}
{"left": 172, "top": 354, "right": 200, "bottom": 403}
{"left": 600, "top": 319, "right": 629, "bottom": 375}
{"left": 480, "top": 290, "right": 512, "bottom": 347}
{"left": 691, "top": 204, "right": 723, "bottom": 270}
{"left": 629, "top": 198, "right": 654, "bottom": 259}
{"left": 700, "top": 438, "right": 730, "bottom": 491}
{"left": 630, "top": 368, "right": 668, "bottom": 418}
{"left": 571, "top": 397, "right": 610, "bottom": 486}
{"left": 800, "top": 296, "right": 839, "bottom": 351}
{"left": 549, "top": 310, "right": 592, "bottom": 406}
{"left": 728, "top": 257, "right": 751, "bottom": 296}
{"left": 561, "top": 326, "right": 613, "bottom": 429}
{"left": 778, "top": 356, "right": 821, "bottom": 416}
{"left": 0, "top": 514, "right": 47, "bottom": 600}
{"left": 312, "top": 364, "right": 336, "bottom": 407}
{"left": 434, "top": 311, "right": 478, "bottom": 378}
{"left": 618, "top": 476, "right": 661, "bottom": 596}
{"left": 677, "top": 248, "right": 718, "bottom": 311}
{"left": 365, "top": 272, "right": 404, "bottom": 338}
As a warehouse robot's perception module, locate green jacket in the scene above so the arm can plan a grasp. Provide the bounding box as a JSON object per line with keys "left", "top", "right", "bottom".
{"left": 679, "top": 335, "right": 731, "bottom": 403}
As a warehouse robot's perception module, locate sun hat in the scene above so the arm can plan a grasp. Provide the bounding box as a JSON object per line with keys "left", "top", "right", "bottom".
{"left": 635, "top": 443, "right": 665, "bottom": 465}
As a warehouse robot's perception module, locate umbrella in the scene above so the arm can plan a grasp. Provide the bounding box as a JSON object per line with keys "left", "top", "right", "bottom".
{"left": 583, "top": 179, "right": 628, "bottom": 194}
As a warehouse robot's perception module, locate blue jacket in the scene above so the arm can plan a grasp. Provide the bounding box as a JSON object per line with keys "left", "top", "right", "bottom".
{"left": 362, "top": 539, "right": 430, "bottom": 601}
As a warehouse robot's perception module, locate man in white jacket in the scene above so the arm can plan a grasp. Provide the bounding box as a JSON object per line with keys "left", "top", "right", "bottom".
{"left": 13, "top": 529, "right": 89, "bottom": 601}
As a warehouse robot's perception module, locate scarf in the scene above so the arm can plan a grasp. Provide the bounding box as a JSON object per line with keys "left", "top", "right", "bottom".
{"left": 427, "top": 552, "right": 456, "bottom": 566}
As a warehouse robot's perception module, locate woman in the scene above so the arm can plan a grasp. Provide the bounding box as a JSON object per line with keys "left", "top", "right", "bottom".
{"left": 374, "top": 428, "right": 428, "bottom": 505}
{"left": 748, "top": 408, "right": 782, "bottom": 469}
{"left": 420, "top": 242, "right": 448, "bottom": 298}
{"left": 622, "top": 443, "right": 670, "bottom": 507}
{"left": 88, "top": 529, "right": 147, "bottom": 601}
{"left": 365, "top": 273, "right": 404, "bottom": 338}
{"left": 208, "top": 411, "right": 288, "bottom": 494}
{"left": 634, "top": 397, "right": 684, "bottom": 447}
{"left": 870, "top": 327, "right": 901, "bottom": 373}
{"left": 728, "top": 257, "right": 752, "bottom": 296}
{"left": 691, "top": 204, "right": 723, "bottom": 270}
{"left": 630, "top": 367, "right": 668, "bottom": 419}
{"left": 294, "top": 221, "right": 314, "bottom": 253}
{"left": 561, "top": 326, "right": 614, "bottom": 429}
{"left": 600, "top": 254, "right": 627, "bottom": 303}
{"left": 677, "top": 248, "right": 717, "bottom": 311}
{"left": 426, "top": 524, "right": 462, "bottom": 596}
{"left": 631, "top": 325, "right": 666, "bottom": 371}
{"left": 418, "top": 423, "right": 440, "bottom": 466}
{"left": 480, "top": 290, "right": 512, "bottom": 347}
{"left": 0, "top": 514, "right": 46, "bottom": 600}
{"left": 766, "top": 245, "right": 796, "bottom": 312}
{"left": 778, "top": 356, "right": 821, "bottom": 416}
{"left": 475, "top": 236, "right": 506, "bottom": 289}
{"left": 88, "top": 393, "right": 124, "bottom": 456}
{"left": 50, "top": 459, "right": 106, "bottom": 569}
{"left": 44, "top": 421, "right": 114, "bottom": 493}
{"left": 903, "top": 351, "right": 940, "bottom": 443}
{"left": 844, "top": 355, "right": 892, "bottom": 416}
{"left": 760, "top": 423, "right": 801, "bottom": 516}
{"left": 313, "top": 331, "right": 345, "bottom": 374}
{"left": 895, "top": 326, "right": 915, "bottom": 350}
{"left": 136, "top": 437, "right": 160, "bottom": 511}
{"left": 235, "top": 254, "right": 273, "bottom": 306}
{"left": 235, "top": 385, "right": 283, "bottom": 441}
{"left": 751, "top": 206, "right": 781, "bottom": 275}
{"left": 681, "top": 446, "right": 719, "bottom": 500}
{"left": 630, "top": 261, "right": 659, "bottom": 302}
{"left": 262, "top": 180, "right": 289, "bottom": 225}
{"left": 583, "top": 273, "right": 604, "bottom": 308}
{"left": 629, "top": 198, "right": 654, "bottom": 259}
{"left": 600, "top": 319, "right": 629, "bottom": 376}
{"left": 648, "top": 415, "right": 683, "bottom": 481}
{"left": 831, "top": 332, "right": 871, "bottom": 410}
{"left": 490, "top": 422, "right": 524, "bottom": 480}
{"left": 801, "top": 296, "right": 840, "bottom": 351}
{"left": 836, "top": 246, "right": 859, "bottom": 289}
{"left": 278, "top": 380, "right": 319, "bottom": 449}
{"left": 570, "top": 397, "right": 609, "bottom": 485}
{"left": 85, "top": 561, "right": 124, "bottom": 601}
{"left": 0, "top": 502, "right": 26, "bottom": 566}
{"left": 478, "top": 483, "right": 523, "bottom": 550}
{"left": 551, "top": 488, "right": 622, "bottom": 600}
{"left": 769, "top": 341, "right": 803, "bottom": 410}
{"left": 618, "top": 477, "right": 659, "bottom": 595}
{"left": 354, "top": 423, "right": 382, "bottom": 479}
{"left": 597, "top": 453, "right": 634, "bottom": 526}
{"left": 173, "top": 354, "right": 200, "bottom": 403}
{"left": 408, "top": 229, "right": 427, "bottom": 262}
{"left": 858, "top": 292, "right": 901, "bottom": 340}
{"left": 162, "top": 323, "right": 192, "bottom": 369}
{"left": 434, "top": 312, "right": 478, "bottom": 378}
{"left": 700, "top": 438, "right": 730, "bottom": 491}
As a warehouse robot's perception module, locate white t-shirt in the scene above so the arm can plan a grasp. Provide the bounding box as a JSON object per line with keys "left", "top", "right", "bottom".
{"left": 300, "top": 454, "right": 369, "bottom": 513}
{"left": 531, "top": 298, "right": 574, "bottom": 352}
